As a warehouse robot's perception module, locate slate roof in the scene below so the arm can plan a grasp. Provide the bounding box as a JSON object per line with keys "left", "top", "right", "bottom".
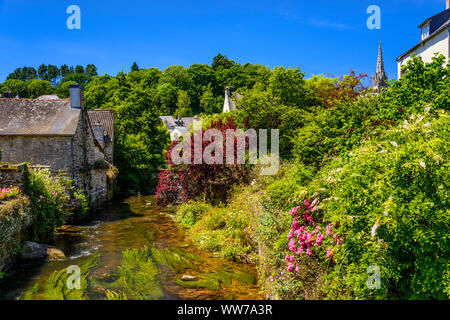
{"left": 160, "top": 116, "right": 177, "bottom": 129}
{"left": 87, "top": 109, "right": 115, "bottom": 143}
{"left": 0, "top": 98, "right": 80, "bottom": 136}
{"left": 160, "top": 116, "right": 197, "bottom": 129}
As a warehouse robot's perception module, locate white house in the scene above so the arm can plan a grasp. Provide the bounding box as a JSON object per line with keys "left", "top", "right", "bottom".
{"left": 396, "top": 1, "right": 449, "bottom": 78}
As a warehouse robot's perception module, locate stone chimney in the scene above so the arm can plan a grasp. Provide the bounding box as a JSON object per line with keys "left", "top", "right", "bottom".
{"left": 69, "top": 84, "right": 84, "bottom": 109}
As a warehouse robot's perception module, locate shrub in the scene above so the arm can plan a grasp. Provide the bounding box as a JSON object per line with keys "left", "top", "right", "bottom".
{"left": 24, "top": 169, "right": 71, "bottom": 241}
{"left": 175, "top": 201, "right": 212, "bottom": 227}
{"left": 186, "top": 187, "right": 257, "bottom": 262}
{"left": 156, "top": 118, "right": 250, "bottom": 205}
{"left": 378, "top": 54, "right": 449, "bottom": 119}
{"left": 283, "top": 110, "right": 450, "bottom": 299}
{"left": 0, "top": 186, "right": 22, "bottom": 202}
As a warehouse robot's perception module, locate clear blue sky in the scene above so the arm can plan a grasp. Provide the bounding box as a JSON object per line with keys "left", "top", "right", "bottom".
{"left": 0, "top": 0, "right": 447, "bottom": 82}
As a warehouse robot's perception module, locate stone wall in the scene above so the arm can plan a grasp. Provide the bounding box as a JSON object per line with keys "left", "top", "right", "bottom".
{"left": 89, "top": 168, "right": 109, "bottom": 207}
{"left": 0, "top": 164, "right": 27, "bottom": 188}
{"left": 0, "top": 164, "right": 51, "bottom": 188}
{"left": 0, "top": 136, "right": 72, "bottom": 174}
{"left": 71, "top": 109, "right": 111, "bottom": 206}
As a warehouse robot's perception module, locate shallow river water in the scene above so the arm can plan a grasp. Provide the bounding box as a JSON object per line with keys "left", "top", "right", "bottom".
{"left": 0, "top": 196, "right": 262, "bottom": 300}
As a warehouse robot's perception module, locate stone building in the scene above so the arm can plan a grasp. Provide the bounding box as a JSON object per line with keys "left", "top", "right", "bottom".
{"left": 0, "top": 84, "right": 115, "bottom": 206}
{"left": 397, "top": 1, "right": 449, "bottom": 78}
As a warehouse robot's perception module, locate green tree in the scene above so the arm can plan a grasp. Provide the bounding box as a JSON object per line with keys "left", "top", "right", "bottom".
{"left": 55, "top": 80, "right": 78, "bottom": 98}
{"left": 61, "top": 73, "right": 90, "bottom": 85}
{"left": 159, "top": 65, "right": 193, "bottom": 91}
{"left": 0, "top": 79, "right": 29, "bottom": 98}
{"left": 60, "top": 64, "right": 71, "bottom": 78}
{"left": 186, "top": 63, "right": 217, "bottom": 112}
{"left": 6, "top": 68, "right": 23, "bottom": 81}
{"left": 86, "top": 64, "right": 98, "bottom": 77}
{"left": 131, "top": 62, "right": 139, "bottom": 72}
{"left": 47, "top": 65, "right": 60, "bottom": 85}
{"left": 156, "top": 83, "right": 178, "bottom": 114}
{"left": 200, "top": 84, "right": 221, "bottom": 114}
{"left": 84, "top": 75, "right": 113, "bottom": 108}
{"left": 114, "top": 86, "right": 171, "bottom": 193}
{"left": 38, "top": 64, "right": 48, "bottom": 80}
{"left": 27, "top": 79, "right": 53, "bottom": 98}
{"left": 212, "top": 53, "right": 234, "bottom": 70}
{"left": 75, "top": 65, "right": 85, "bottom": 74}
{"left": 174, "top": 89, "right": 192, "bottom": 117}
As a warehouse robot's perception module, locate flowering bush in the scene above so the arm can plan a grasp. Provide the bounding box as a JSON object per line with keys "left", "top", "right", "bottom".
{"left": 0, "top": 186, "right": 22, "bottom": 202}
{"left": 25, "top": 169, "right": 71, "bottom": 241}
{"left": 156, "top": 118, "right": 250, "bottom": 205}
{"left": 285, "top": 199, "right": 343, "bottom": 273}
{"left": 283, "top": 111, "right": 449, "bottom": 299}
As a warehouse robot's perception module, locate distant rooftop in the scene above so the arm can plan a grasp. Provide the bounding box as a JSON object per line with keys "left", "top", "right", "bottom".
{"left": 36, "top": 94, "right": 61, "bottom": 100}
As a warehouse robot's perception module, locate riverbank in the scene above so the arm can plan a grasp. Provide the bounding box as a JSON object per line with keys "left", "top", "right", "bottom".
{"left": 0, "top": 165, "right": 89, "bottom": 275}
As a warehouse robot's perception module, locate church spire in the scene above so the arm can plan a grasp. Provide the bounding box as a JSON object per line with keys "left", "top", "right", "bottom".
{"left": 373, "top": 41, "right": 388, "bottom": 92}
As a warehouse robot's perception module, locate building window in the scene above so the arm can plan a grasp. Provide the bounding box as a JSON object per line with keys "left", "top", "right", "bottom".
{"left": 422, "top": 23, "right": 430, "bottom": 40}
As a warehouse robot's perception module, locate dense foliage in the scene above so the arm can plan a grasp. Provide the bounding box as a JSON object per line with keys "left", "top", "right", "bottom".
{"left": 170, "top": 55, "right": 449, "bottom": 300}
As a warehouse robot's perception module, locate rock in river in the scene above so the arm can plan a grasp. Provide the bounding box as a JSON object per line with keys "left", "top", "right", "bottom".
{"left": 20, "top": 241, "right": 66, "bottom": 261}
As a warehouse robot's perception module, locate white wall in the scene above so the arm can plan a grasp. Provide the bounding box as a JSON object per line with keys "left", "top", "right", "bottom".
{"left": 397, "top": 28, "right": 449, "bottom": 78}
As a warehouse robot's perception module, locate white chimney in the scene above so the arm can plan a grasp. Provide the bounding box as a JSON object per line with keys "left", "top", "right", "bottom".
{"left": 69, "top": 84, "right": 84, "bottom": 109}
{"left": 447, "top": 0, "right": 449, "bottom": 9}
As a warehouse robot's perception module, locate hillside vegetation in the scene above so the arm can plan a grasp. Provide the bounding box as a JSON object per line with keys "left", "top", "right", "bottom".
{"left": 169, "top": 55, "right": 449, "bottom": 299}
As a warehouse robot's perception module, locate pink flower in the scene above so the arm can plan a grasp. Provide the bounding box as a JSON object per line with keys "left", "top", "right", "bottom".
{"left": 289, "top": 206, "right": 301, "bottom": 216}
{"left": 287, "top": 229, "right": 294, "bottom": 239}
{"left": 326, "top": 224, "right": 333, "bottom": 236}
{"left": 304, "top": 200, "right": 311, "bottom": 209}
{"left": 287, "top": 263, "right": 295, "bottom": 272}
{"left": 292, "top": 219, "right": 300, "bottom": 230}
{"left": 315, "top": 233, "right": 325, "bottom": 246}
{"left": 295, "top": 263, "right": 300, "bottom": 273}
{"left": 288, "top": 238, "right": 297, "bottom": 252}
{"left": 326, "top": 248, "right": 333, "bottom": 259}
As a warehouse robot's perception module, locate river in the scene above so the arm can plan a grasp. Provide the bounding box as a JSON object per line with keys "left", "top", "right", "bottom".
{"left": 0, "top": 196, "right": 262, "bottom": 300}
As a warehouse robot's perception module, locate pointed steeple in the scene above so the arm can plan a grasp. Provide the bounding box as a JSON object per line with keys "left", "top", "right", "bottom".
{"left": 373, "top": 42, "right": 388, "bottom": 92}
